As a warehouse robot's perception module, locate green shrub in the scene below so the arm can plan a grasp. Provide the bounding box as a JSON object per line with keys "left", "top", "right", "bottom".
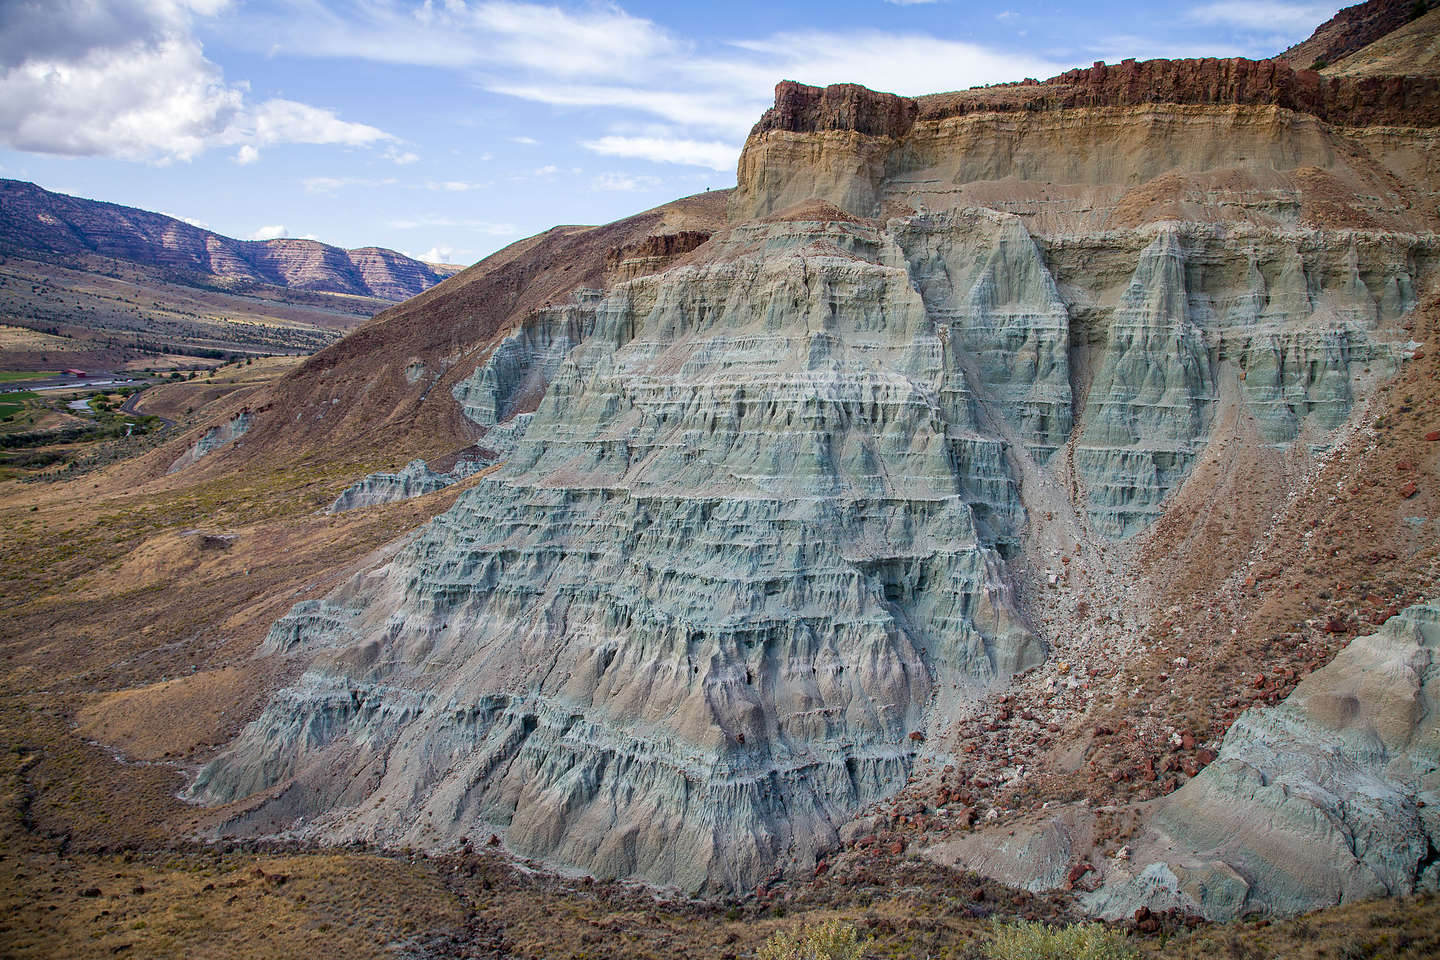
{"left": 758, "top": 919, "right": 869, "bottom": 960}
{"left": 988, "top": 919, "right": 1139, "bottom": 960}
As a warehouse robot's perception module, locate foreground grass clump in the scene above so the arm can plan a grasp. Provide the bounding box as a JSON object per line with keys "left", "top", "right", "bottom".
{"left": 759, "top": 919, "right": 869, "bottom": 960}
{"left": 989, "top": 919, "right": 1139, "bottom": 960}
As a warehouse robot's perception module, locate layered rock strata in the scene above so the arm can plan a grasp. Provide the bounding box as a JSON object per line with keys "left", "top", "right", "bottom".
{"left": 731, "top": 75, "right": 1440, "bottom": 232}
{"left": 194, "top": 199, "right": 1428, "bottom": 890}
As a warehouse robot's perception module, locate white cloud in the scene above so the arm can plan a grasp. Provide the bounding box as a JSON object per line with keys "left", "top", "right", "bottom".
{"left": 1187, "top": 2, "right": 1338, "bottom": 31}
{"left": 226, "top": 98, "right": 391, "bottom": 149}
{"left": 592, "top": 171, "right": 664, "bottom": 192}
{"left": 303, "top": 176, "right": 397, "bottom": 194}
{"left": 162, "top": 211, "right": 210, "bottom": 229}
{"left": 416, "top": 245, "right": 460, "bottom": 263}
{"left": 425, "top": 180, "right": 490, "bottom": 191}
{"left": 583, "top": 135, "right": 736, "bottom": 171}
{"left": 509, "top": 135, "right": 538, "bottom": 145}
{"left": 233, "top": 144, "right": 260, "bottom": 165}
{"left": 383, "top": 145, "right": 420, "bottom": 164}
{"left": 0, "top": 0, "right": 396, "bottom": 163}
{"left": 248, "top": 224, "right": 288, "bottom": 240}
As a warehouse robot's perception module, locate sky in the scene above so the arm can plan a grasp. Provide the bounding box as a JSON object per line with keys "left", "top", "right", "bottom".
{"left": 0, "top": 0, "right": 1344, "bottom": 266}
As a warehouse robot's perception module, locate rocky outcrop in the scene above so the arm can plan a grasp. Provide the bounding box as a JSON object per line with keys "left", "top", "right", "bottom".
{"left": 732, "top": 75, "right": 1440, "bottom": 232}
{"left": 604, "top": 231, "right": 712, "bottom": 282}
{"left": 166, "top": 412, "right": 252, "bottom": 474}
{"left": 327, "top": 452, "right": 492, "bottom": 513}
{"left": 754, "top": 82, "right": 919, "bottom": 138}
{"left": 450, "top": 291, "right": 605, "bottom": 428}
{"left": 1088, "top": 599, "right": 1440, "bottom": 919}
{"left": 0, "top": 179, "right": 454, "bottom": 300}
{"left": 751, "top": 59, "right": 1440, "bottom": 139}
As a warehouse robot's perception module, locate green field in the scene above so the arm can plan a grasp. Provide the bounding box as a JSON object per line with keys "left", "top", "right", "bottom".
{"left": 0, "top": 371, "right": 56, "bottom": 383}
{"left": 0, "top": 391, "right": 38, "bottom": 419}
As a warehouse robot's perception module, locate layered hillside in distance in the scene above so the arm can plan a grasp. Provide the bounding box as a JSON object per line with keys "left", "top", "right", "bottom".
{"left": 0, "top": 180, "right": 461, "bottom": 369}
{"left": 0, "top": 179, "right": 457, "bottom": 300}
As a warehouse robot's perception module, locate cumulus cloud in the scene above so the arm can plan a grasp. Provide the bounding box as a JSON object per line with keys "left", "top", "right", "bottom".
{"left": 0, "top": 0, "right": 394, "bottom": 163}
{"left": 248, "top": 224, "right": 288, "bottom": 240}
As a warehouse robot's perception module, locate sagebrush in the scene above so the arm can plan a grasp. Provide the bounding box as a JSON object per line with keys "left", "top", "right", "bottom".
{"left": 758, "top": 918, "right": 869, "bottom": 960}
{"left": 988, "top": 919, "right": 1139, "bottom": 960}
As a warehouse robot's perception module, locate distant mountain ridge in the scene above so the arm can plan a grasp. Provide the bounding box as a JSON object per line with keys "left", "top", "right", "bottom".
{"left": 0, "top": 179, "right": 456, "bottom": 302}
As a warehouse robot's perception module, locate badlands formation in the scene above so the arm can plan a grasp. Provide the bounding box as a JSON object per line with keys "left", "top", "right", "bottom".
{"left": 174, "top": 5, "right": 1440, "bottom": 923}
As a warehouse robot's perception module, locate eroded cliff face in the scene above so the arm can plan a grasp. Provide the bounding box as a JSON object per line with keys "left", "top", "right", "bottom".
{"left": 193, "top": 195, "right": 1430, "bottom": 891}
{"left": 730, "top": 74, "right": 1440, "bottom": 234}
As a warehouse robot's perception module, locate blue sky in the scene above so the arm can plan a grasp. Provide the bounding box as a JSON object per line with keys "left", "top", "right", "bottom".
{"left": 0, "top": 0, "right": 1342, "bottom": 265}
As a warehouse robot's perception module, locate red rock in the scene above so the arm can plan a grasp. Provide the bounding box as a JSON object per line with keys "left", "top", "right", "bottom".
{"left": 1065, "top": 862, "right": 1094, "bottom": 889}
{"left": 1325, "top": 616, "right": 1347, "bottom": 634}
{"left": 1181, "top": 732, "right": 1196, "bottom": 751}
{"left": 814, "top": 859, "right": 829, "bottom": 876}
{"left": 1109, "top": 768, "right": 1128, "bottom": 784}
{"left": 908, "top": 730, "right": 925, "bottom": 742}
{"left": 1425, "top": 430, "right": 1440, "bottom": 442}
{"left": 1252, "top": 674, "right": 1267, "bottom": 688}
{"left": 1397, "top": 460, "right": 1414, "bottom": 472}
{"left": 886, "top": 841, "right": 905, "bottom": 856}
{"left": 1196, "top": 748, "right": 1217, "bottom": 767}
{"left": 1400, "top": 480, "right": 1419, "bottom": 499}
